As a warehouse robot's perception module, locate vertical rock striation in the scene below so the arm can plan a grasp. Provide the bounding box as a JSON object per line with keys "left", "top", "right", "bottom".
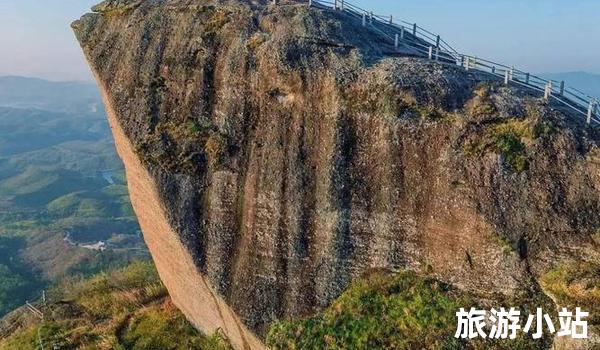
{"left": 73, "top": 0, "right": 600, "bottom": 348}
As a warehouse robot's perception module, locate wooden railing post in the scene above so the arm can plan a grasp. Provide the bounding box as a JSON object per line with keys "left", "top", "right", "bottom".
{"left": 369, "top": 12, "right": 373, "bottom": 24}
{"left": 400, "top": 26, "right": 405, "bottom": 39}
{"left": 390, "top": 15, "right": 393, "bottom": 24}
{"left": 341, "top": 0, "right": 344, "bottom": 10}
{"left": 362, "top": 12, "right": 366, "bottom": 26}
{"left": 504, "top": 70, "right": 509, "bottom": 85}
{"left": 436, "top": 35, "right": 440, "bottom": 49}
{"left": 525, "top": 73, "right": 530, "bottom": 84}
{"left": 509, "top": 66, "right": 514, "bottom": 81}
{"left": 544, "top": 82, "right": 552, "bottom": 100}
{"left": 428, "top": 46, "right": 433, "bottom": 60}
{"left": 395, "top": 34, "right": 399, "bottom": 49}
{"left": 465, "top": 56, "right": 470, "bottom": 71}
{"left": 413, "top": 23, "right": 417, "bottom": 36}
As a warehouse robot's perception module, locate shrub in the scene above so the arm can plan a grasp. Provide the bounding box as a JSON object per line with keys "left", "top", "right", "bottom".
{"left": 494, "top": 234, "right": 514, "bottom": 256}
{"left": 417, "top": 107, "right": 457, "bottom": 123}
{"left": 533, "top": 119, "right": 555, "bottom": 138}
{"left": 157, "top": 120, "right": 214, "bottom": 140}
{"left": 186, "top": 120, "right": 215, "bottom": 136}
{"left": 464, "top": 119, "right": 532, "bottom": 172}
{"left": 248, "top": 32, "right": 269, "bottom": 51}
{"left": 466, "top": 84, "right": 497, "bottom": 117}
{"left": 494, "top": 131, "right": 527, "bottom": 172}
{"left": 205, "top": 133, "right": 229, "bottom": 167}
{"left": 204, "top": 9, "right": 231, "bottom": 35}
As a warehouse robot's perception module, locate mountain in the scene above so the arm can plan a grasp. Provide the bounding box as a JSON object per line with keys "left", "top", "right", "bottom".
{"left": 540, "top": 71, "right": 600, "bottom": 100}
{"left": 0, "top": 76, "right": 101, "bottom": 114}
{"left": 72, "top": 1, "right": 600, "bottom": 349}
{"left": 0, "top": 77, "right": 147, "bottom": 318}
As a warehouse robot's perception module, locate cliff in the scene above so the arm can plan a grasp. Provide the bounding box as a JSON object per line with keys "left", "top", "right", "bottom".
{"left": 72, "top": 0, "right": 600, "bottom": 349}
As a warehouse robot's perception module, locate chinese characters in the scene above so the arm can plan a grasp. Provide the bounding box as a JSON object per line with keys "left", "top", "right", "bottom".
{"left": 455, "top": 307, "right": 588, "bottom": 339}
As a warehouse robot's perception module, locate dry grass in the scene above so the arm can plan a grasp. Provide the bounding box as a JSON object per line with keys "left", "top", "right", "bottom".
{"left": 540, "top": 260, "right": 600, "bottom": 325}
{"left": 592, "top": 228, "right": 600, "bottom": 245}
{"left": 0, "top": 262, "right": 233, "bottom": 350}
{"left": 347, "top": 85, "right": 417, "bottom": 120}
{"left": 465, "top": 84, "right": 497, "bottom": 117}
{"left": 248, "top": 32, "right": 269, "bottom": 51}
{"left": 205, "top": 133, "right": 228, "bottom": 167}
{"left": 204, "top": 9, "right": 231, "bottom": 35}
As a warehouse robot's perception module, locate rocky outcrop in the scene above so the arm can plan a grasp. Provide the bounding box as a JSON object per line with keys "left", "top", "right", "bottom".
{"left": 73, "top": 0, "right": 600, "bottom": 348}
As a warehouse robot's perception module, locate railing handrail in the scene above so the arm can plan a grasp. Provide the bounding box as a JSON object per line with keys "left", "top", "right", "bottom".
{"left": 306, "top": 0, "right": 599, "bottom": 126}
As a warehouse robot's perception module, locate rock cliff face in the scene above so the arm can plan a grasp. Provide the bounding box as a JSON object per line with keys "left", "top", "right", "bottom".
{"left": 73, "top": 0, "right": 600, "bottom": 349}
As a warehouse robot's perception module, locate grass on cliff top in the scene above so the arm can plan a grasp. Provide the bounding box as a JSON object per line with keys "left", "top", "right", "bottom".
{"left": 267, "top": 270, "right": 552, "bottom": 350}
{"left": 267, "top": 271, "right": 464, "bottom": 350}
{"left": 0, "top": 261, "right": 233, "bottom": 350}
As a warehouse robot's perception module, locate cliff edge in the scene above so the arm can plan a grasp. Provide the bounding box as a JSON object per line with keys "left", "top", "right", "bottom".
{"left": 73, "top": 0, "right": 600, "bottom": 349}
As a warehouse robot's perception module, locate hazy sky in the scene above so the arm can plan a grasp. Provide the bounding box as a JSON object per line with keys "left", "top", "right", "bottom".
{"left": 0, "top": 0, "right": 599, "bottom": 81}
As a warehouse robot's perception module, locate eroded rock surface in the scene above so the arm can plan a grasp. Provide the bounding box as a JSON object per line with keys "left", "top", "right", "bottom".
{"left": 73, "top": 0, "right": 600, "bottom": 348}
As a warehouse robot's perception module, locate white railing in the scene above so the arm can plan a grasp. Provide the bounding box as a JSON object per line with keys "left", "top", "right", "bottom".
{"left": 304, "top": 0, "right": 600, "bottom": 125}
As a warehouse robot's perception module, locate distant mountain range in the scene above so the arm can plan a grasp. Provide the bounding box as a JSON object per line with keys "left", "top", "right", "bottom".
{"left": 539, "top": 71, "right": 600, "bottom": 100}
{"left": 0, "top": 76, "right": 101, "bottom": 114}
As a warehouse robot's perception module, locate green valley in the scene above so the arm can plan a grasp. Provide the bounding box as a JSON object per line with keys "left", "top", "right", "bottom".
{"left": 0, "top": 77, "right": 148, "bottom": 318}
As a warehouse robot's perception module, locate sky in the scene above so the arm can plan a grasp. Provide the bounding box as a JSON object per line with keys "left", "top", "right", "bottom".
{"left": 0, "top": 0, "right": 599, "bottom": 81}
